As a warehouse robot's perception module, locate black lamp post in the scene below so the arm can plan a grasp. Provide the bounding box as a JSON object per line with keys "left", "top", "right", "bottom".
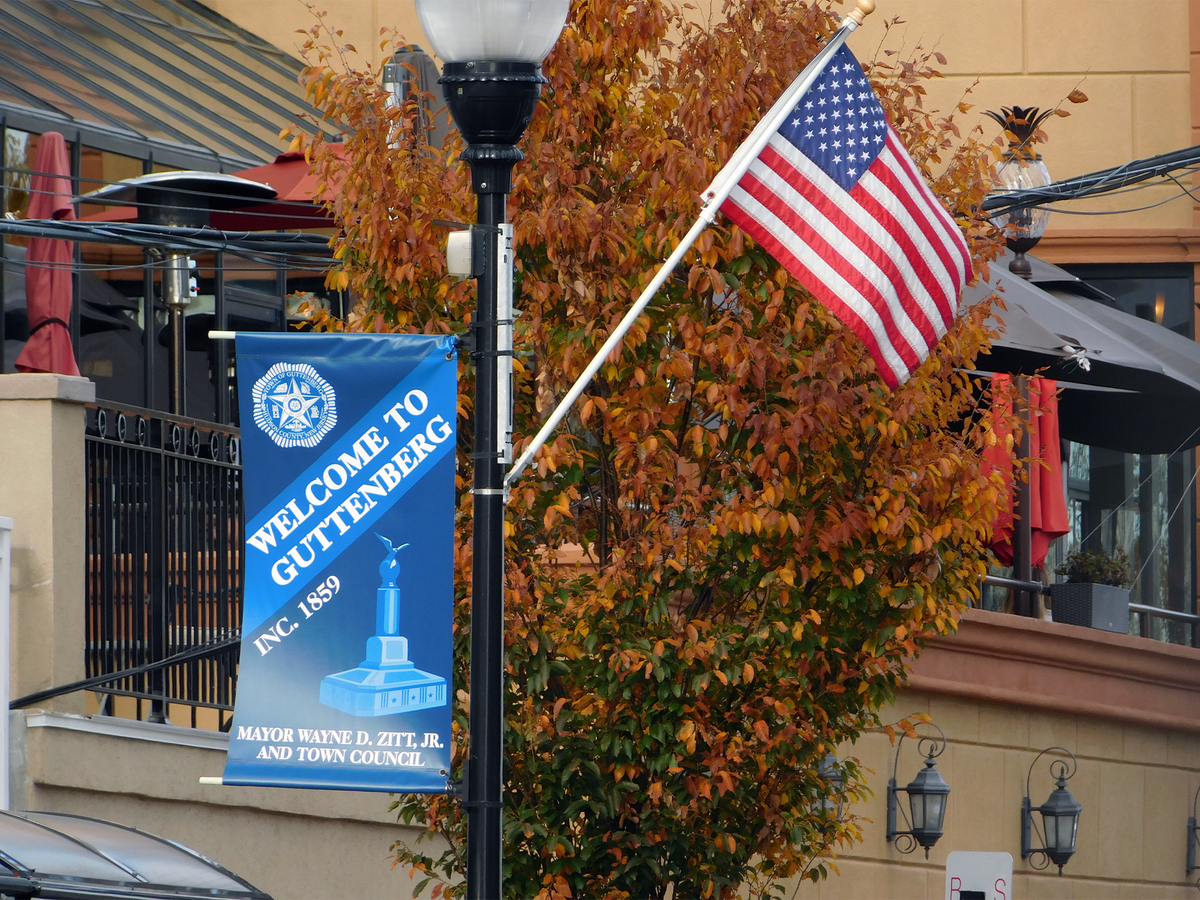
{"left": 414, "top": 3, "right": 569, "bottom": 898}
{"left": 1021, "top": 747, "right": 1083, "bottom": 875}
{"left": 886, "top": 723, "right": 951, "bottom": 858}
{"left": 985, "top": 106, "right": 1054, "bottom": 279}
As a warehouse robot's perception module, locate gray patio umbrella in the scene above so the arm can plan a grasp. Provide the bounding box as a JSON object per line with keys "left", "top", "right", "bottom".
{"left": 961, "top": 250, "right": 1200, "bottom": 455}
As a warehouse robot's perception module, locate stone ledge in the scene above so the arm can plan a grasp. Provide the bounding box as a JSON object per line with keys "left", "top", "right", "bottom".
{"left": 24, "top": 710, "right": 230, "bottom": 751}
{"left": 0, "top": 373, "right": 95, "bottom": 403}
{"left": 20, "top": 713, "right": 398, "bottom": 824}
{"left": 909, "top": 607, "right": 1200, "bottom": 732}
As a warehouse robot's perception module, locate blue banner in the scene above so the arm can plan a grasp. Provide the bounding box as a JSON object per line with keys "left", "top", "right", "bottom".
{"left": 223, "top": 333, "right": 456, "bottom": 794}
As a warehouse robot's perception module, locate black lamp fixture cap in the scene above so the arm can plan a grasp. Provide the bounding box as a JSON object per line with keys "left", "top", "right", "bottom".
{"left": 907, "top": 756, "right": 951, "bottom": 794}
{"left": 439, "top": 61, "right": 547, "bottom": 148}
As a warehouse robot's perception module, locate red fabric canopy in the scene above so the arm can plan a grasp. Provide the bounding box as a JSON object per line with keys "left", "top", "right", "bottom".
{"left": 985, "top": 374, "right": 1069, "bottom": 568}
{"left": 14, "top": 132, "right": 80, "bottom": 376}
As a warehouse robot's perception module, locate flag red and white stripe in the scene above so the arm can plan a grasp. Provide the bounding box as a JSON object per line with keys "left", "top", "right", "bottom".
{"left": 722, "top": 44, "right": 971, "bottom": 388}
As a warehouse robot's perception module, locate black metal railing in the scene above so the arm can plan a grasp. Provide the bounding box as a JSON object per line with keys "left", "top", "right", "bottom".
{"left": 981, "top": 575, "right": 1200, "bottom": 647}
{"left": 84, "top": 403, "right": 242, "bottom": 729}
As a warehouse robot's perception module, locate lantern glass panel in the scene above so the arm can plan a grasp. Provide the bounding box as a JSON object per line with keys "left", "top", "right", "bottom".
{"left": 990, "top": 157, "right": 1052, "bottom": 245}
{"left": 909, "top": 790, "right": 946, "bottom": 834}
{"left": 1042, "top": 811, "right": 1078, "bottom": 853}
{"left": 909, "top": 792, "right": 925, "bottom": 831}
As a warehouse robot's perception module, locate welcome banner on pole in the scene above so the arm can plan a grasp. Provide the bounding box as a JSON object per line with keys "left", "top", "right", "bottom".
{"left": 223, "top": 333, "right": 456, "bottom": 793}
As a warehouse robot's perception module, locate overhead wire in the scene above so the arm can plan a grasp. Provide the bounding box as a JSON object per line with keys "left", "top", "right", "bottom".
{"left": 982, "top": 142, "right": 1200, "bottom": 217}
{"left": 0, "top": 256, "right": 333, "bottom": 275}
{"left": 0, "top": 218, "right": 335, "bottom": 260}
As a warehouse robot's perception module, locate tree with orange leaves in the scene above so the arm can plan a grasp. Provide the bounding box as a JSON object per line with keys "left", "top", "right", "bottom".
{"left": 289, "top": 2, "right": 1010, "bottom": 897}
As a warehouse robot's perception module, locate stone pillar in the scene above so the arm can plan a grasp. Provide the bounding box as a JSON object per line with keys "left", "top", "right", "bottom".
{"left": 0, "top": 374, "right": 94, "bottom": 713}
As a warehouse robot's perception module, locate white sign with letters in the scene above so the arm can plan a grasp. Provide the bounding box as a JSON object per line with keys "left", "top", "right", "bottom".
{"left": 945, "top": 851, "right": 1013, "bottom": 900}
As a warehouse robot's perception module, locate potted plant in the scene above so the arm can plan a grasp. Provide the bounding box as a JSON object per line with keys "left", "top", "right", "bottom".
{"left": 1050, "top": 549, "right": 1133, "bottom": 633}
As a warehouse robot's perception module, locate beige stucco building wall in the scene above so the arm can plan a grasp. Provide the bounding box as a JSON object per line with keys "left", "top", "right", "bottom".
{"left": 199, "top": 0, "right": 427, "bottom": 72}
{"left": 847, "top": 0, "right": 1194, "bottom": 235}
{"left": 10, "top": 712, "right": 435, "bottom": 900}
{"left": 794, "top": 690, "right": 1200, "bottom": 899}
{"left": 795, "top": 608, "right": 1200, "bottom": 899}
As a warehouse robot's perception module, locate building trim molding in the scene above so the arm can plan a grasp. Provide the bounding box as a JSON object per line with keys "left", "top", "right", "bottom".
{"left": 908, "top": 607, "right": 1200, "bottom": 732}
{"left": 24, "top": 710, "right": 230, "bottom": 751}
{"left": 1036, "top": 228, "right": 1200, "bottom": 265}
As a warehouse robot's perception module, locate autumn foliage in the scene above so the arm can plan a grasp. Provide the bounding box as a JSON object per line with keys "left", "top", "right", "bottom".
{"left": 290, "top": 1, "right": 1010, "bottom": 897}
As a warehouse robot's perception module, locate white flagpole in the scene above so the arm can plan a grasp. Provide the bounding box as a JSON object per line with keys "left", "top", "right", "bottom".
{"left": 505, "top": 0, "right": 876, "bottom": 488}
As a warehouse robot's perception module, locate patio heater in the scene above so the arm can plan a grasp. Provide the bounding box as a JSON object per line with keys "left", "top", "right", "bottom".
{"left": 413, "top": 1, "right": 569, "bottom": 897}
{"left": 80, "top": 172, "right": 276, "bottom": 415}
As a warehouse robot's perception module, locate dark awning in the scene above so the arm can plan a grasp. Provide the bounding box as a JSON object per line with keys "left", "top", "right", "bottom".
{"left": 962, "top": 251, "right": 1200, "bottom": 454}
{"left": 0, "top": 810, "right": 271, "bottom": 900}
{"left": 0, "top": 0, "right": 335, "bottom": 171}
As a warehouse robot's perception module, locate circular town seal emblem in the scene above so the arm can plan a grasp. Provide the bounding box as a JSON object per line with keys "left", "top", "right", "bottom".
{"left": 251, "top": 362, "right": 338, "bottom": 449}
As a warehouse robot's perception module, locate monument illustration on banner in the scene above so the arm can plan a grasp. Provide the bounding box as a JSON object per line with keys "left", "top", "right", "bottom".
{"left": 319, "top": 534, "right": 448, "bottom": 716}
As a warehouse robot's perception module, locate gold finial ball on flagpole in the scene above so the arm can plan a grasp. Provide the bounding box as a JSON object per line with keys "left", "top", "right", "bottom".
{"left": 847, "top": 0, "right": 876, "bottom": 25}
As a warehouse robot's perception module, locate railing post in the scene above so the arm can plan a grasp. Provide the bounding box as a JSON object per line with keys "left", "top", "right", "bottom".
{"left": 0, "top": 515, "right": 13, "bottom": 809}
{"left": 0, "top": 374, "right": 94, "bottom": 714}
{"left": 148, "top": 419, "right": 167, "bottom": 723}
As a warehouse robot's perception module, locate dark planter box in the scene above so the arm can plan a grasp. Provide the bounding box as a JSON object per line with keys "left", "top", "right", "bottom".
{"left": 1049, "top": 583, "right": 1131, "bottom": 634}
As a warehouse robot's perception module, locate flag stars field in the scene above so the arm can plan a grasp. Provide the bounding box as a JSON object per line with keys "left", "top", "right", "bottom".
{"left": 722, "top": 42, "right": 970, "bottom": 387}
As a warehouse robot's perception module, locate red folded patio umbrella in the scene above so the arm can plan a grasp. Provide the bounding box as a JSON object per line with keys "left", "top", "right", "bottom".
{"left": 15, "top": 132, "right": 80, "bottom": 376}
{"left": 985, "top": 374, "right": 1069, "bottom": 568}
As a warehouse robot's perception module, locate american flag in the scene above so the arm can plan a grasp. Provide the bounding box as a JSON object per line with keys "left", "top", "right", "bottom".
{"left": 722, "top": 44, "right": 971, "bottom": 388}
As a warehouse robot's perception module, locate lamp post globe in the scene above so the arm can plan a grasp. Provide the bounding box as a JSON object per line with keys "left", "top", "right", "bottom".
{"left": 414, "top": 3, "right": 568, "bottom": 899}
{"left": 416, "top": 0, "right": 569, "bottom": 65}
{"left": 418, "top": 1, "right": 568, "bottom": 150}
{"left": 991, "top": 152, "right": 1052, "bottom": 252}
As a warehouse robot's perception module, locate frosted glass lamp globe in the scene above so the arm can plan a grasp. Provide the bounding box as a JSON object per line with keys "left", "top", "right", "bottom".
{"left": 416, "top": 0, "right": 569, "bottom": 64}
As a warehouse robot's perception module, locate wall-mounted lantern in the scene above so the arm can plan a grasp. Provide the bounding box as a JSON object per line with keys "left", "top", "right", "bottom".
{"left": 1021, "top": 747, "right": 1082, "bottom": 875}
{"left": 984, "top": 105, "right": 1054, "bottom": 280}
{"left": 818, "top": 750, "right": 844, "bottom": 831}
{"left": 1185, "top": 784, "right": 1200, "bottom": 879}
{"left": 886, "top": 723, "right": 950, "bottom": 858}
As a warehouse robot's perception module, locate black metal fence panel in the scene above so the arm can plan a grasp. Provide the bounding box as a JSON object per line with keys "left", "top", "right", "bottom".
{"left": 84, "top": 403, "right": 242, "bottom": 728}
